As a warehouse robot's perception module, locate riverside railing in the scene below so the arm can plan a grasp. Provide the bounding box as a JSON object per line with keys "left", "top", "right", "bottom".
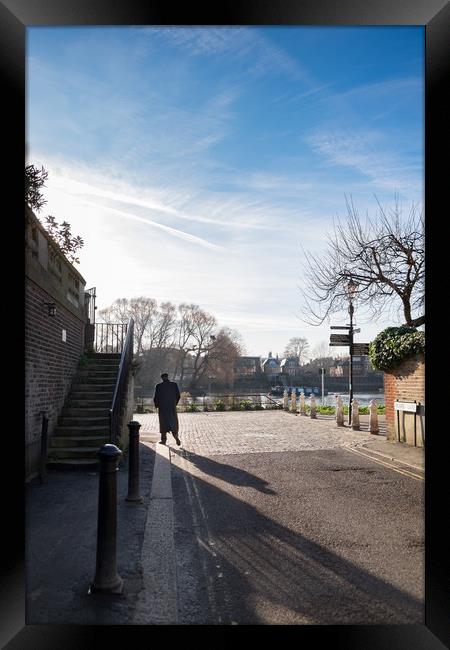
{"left": 135, "top": 392, "right": 282, "bottom": 413}
{"left": 110, "top": 318, "right": 134, "bottom": 444}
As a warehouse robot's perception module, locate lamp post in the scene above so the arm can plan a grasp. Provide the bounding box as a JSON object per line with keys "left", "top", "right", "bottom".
{"left": 346, "top": 277, "right": 358, "bottom": 425}
{"left": 319, "top": 367, "right": 325, "bottom": 405}
{"left": 206, "top": 335, "right": 215, "bottom": 396}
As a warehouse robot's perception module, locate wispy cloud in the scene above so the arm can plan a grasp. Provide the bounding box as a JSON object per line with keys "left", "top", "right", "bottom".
{"left": 274, "top": 82, "right": 337, "bottom": 105}
{"left": 337, "top": 77, "right": 422, "bottom": 102}
{"left": 27, "top": 26, "right": 424, "bottom": 355}
{"left": 78, "top": 198, "right": 227, "bottom": 252}
{"left": 148, "top": 27, "right": 308, "bottom": 82}
{"left": 306, "top": 128, "right": 422, "bottom": 196}
{"left": 51, "top": 174, "right": 276, "bottom": 231}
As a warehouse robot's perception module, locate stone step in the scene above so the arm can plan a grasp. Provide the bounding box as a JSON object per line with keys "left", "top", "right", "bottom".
{"left": 85, "top": 357, "right": 120, "bottom": 363}
{"left": 49, "top": 435, "right": 110, "bottom": 448}
{"left": 70, "top": 388, "right": 115, "bottom": 398}
{"left": 91, "top": 353, "right": 122, "bottom": 360}
{"left": 86, "top": 356, "right": 121, "bottom": 362}
{"left": 77, "top": 369, "right": 118, "bottom": 377}
{"left": 53, "top": 424, "right": 110, "bottom": 437}
{"left": 71, "top": 377, "right": 116, "bottom": 384}
{"left": 48, "top": 446, "right": 103, "bottom": 459}
{"left": 46, "top": 458, "right": 99, "bottom": 470}
{"left": 82, "top": 366, "right": 120, "bottom": 374}
{"left": 74, "top": 376, "right": 118, "bottom": 385}
{"left": 61, "top": 407, "right": 110, "bottom": 417}
{"left": 58, "top": 415, "right": 110, "bottom": 427}
{"left": 65, "top": 399, "right": 111, "bottom": 409}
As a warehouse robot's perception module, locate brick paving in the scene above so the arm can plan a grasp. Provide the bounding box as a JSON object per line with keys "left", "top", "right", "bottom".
{"left": 135, "top": 410, "right": 385, "bottom": 456}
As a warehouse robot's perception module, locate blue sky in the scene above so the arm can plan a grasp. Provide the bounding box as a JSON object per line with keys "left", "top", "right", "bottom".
{"left": 26, "top": 26, "right": 424, "bottom": 357}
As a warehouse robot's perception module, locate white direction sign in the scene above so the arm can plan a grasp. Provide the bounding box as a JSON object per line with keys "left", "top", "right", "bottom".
{"left": 394, "top": 401, "right": 418, "bottom": 412}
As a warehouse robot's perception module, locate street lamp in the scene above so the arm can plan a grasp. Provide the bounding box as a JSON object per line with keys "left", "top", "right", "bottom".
{"left": 346, "top": 277, "right": 358, "bottom": 425}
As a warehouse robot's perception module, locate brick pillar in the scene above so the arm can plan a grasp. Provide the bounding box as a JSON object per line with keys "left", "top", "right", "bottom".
{"left": 384, "top": 354, "right": 425, "bottom": 443}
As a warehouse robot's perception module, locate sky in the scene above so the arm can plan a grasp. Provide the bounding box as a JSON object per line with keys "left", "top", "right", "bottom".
{"left": 26, "top": 26, "right": 424, "bottom": 357}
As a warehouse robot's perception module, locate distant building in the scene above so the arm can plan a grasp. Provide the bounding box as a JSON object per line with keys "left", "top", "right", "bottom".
{"left": 261, "top": 351, "right": 281, "bottom": 382}
{"left": 234, "top": 356, "right": 261, "bottom": 377}
{"left": 331, "top": 355, "right": 371, "bottom": 377}
{"left": 280, "top": 356, "right": 300, "bottom": 376}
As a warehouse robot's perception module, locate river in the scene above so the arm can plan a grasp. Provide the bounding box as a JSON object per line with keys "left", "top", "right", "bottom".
{"left": 262, "top": 392, "right": 384, "bottom": 407}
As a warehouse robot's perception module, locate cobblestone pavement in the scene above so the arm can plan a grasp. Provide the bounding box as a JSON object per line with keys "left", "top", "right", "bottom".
{"left": 135, "top": 410, "right": 385, "bottom": 456}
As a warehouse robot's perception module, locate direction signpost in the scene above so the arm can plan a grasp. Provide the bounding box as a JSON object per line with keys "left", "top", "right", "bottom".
{"left": 329, "top": 309, "right": 365, "bottom": 423}
{"left": 352, "top": 343, "right": 370, "bottom": 356}
{"left": 330, "top": 334, "right": 350, "bottom": 345}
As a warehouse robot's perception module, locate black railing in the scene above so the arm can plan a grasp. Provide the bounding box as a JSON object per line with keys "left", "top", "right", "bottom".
{"left": 95, "top": 322, "right": 128, "bottom": 354}
{"left": 84, "top": 287, "right": 97, "bottom": 352}
{"left": 85, "top": 286, "right": 97, "bottom": 323}
{"left": 135, "top": 392, "right": 282, "bottom": 413}
{"left": 110, "top": 318, "right": 134, "bottom": 444}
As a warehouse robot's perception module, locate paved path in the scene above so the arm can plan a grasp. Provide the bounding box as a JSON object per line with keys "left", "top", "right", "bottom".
{"left": 132, "top": 410, "right": 426, "bottom": 626}
{"left": 15, "top": 410, "right": 428, "bottom": 636}
{"left": 136, "top": 410, "right": 385, "bottom": 456}
{"left": 170, "top": 446, "right": 424, "bottom": 625}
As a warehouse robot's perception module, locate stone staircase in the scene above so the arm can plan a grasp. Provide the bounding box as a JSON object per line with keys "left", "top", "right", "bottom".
{"left": 47, "top": 353, "right": 121, "bottom": 470}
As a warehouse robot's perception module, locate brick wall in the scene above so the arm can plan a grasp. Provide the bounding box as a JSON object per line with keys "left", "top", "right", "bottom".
{"left": 25, "top": 207, "right": 87, "bottom": 481}
{"left": 384, "top": 354, "right": 425, "bottom": 444}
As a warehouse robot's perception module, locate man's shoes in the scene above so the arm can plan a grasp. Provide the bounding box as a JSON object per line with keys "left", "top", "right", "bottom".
{"left": 174, "top": 436, "right": 181, "bottom": 446}
{"left": 159, "top": 437, "right": 167, "bottom": 445}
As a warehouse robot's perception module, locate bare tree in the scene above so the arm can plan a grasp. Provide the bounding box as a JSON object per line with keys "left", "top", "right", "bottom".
{"left": 142, "top": 301, "right": 177, "bottom": 382}
{"left": 98, "top": 297, "right": 246, "bottom": 392}
{"left": 128, "top": 297, "right": 159, "bottom": 355}
{"left": 173, "top": 304, "right": 201, "bottom": 387}
{"left": 299, "top": 197, "right": 424, "bottom": 327}
{"left": 284, "top": 337, "right": 310, "bottom": 364}
{"left": 147, "top": 301, "right": 177, "bottom": 350}
{"left": 178, "top": 305, "right": 217, "bottom": 390}
{"left": 200, "top": 327, "right": 244, "bottom": 387}
{"left": 311, "top": 340, "right": 333, "bottom": 361}
{"left": 98, "top": 298, "right": 129, "bottom": 325}
{"left": 99, "top": 297, "right": 160, "bottom": 355}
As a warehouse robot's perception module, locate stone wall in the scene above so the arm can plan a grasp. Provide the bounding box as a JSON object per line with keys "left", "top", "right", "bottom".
{"left": 25, "top": 207, "right": 87, "bottom": 481}
{"left": 384, "top": 354, "right": 425, "bottom": 446}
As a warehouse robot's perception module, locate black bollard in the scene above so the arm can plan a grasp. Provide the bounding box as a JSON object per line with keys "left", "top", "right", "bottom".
{"left": 90, "top": 444, "right": 123, "bottom": 594}
{"left": 125, "top": 420, "right": 143, "bottom": 503}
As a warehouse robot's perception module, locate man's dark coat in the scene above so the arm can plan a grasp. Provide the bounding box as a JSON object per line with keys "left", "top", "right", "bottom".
{"left": 153, "top": 379, "right": 181, "bottom": 434}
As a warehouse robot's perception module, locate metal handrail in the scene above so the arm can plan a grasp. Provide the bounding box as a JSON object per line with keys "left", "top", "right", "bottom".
{"left": 109, "top": 318, "right": 134, "bottom": 443}
{"left": 95, "top": 322, "right": 128, "bottom": 354}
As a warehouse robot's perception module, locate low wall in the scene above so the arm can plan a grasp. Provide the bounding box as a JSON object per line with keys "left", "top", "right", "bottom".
{"left": 384, "top": 354, "right": 425, "bottom": 446}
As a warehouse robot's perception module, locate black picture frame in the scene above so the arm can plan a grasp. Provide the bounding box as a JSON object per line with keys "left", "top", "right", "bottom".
{"left": 2, "top": 0, "right": 449, "bottom": 647}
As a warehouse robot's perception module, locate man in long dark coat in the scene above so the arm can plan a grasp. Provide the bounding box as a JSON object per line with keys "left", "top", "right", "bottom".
{"left": 153, "top": 373, "right": 181, "bottom": 445}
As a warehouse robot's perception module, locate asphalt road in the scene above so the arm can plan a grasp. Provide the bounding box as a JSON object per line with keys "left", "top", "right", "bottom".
{"left": 170, "top": 447, "right": 424, "bottom": 625}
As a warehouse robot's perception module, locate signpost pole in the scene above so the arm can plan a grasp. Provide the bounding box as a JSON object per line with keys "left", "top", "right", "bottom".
{"left": 348, "top": 303, "right": 354, "bottom": 425}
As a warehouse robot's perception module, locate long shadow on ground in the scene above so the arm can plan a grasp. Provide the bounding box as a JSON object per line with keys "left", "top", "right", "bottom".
{"left": 171, "top": 447, "right": 424, "bottom": 626}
